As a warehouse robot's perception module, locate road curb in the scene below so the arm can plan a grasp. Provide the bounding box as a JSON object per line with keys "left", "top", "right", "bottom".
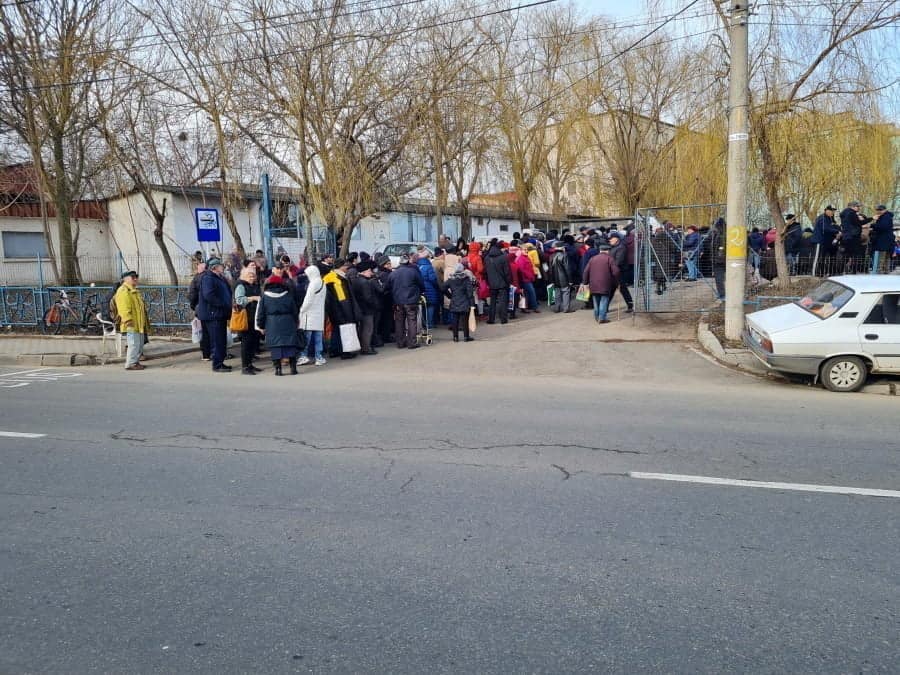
{"left": 697, "top": 316, "right": 896, "bottom": 396}
{"left": 7, "top": 345, "right": 199, "bottom": 367}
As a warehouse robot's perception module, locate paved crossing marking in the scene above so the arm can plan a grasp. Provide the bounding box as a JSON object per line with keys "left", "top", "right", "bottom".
{"left": 0, "top": 368, "right": 83, "bottom": 389}
{"left": 0, "top": 431, "right": 46, "bottom": 438}
{"left": 629, "top": 471, "right": 900, "bottom": 499}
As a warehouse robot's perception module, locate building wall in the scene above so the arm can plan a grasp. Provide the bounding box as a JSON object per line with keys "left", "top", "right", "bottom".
{"left": 0, "top": 215, "right": 111, "bottom": 285}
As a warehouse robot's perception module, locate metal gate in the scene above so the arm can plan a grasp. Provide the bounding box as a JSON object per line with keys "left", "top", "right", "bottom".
{"left": 633, "top": 204, "right": 726, "bottom": 313}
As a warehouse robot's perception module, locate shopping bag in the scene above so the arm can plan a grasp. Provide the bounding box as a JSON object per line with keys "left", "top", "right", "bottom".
{"left": 468, "top": 307, "right": 477, "bottom": 334}
{"left": 547, "top": 285, "right": 556, "bottom": 306}
{"left": 229, "top": 306, "right": 248, "bottom": 332}
{"left": 518, "top": 295, "right": 527, "bottom": 309}
{"left": 576, "top": 284, "right": 591, "bottom": 302}
{"left": 508, "top": 286, "right": 516, "bottom": 312}
{"left": 191, "top": 317, "right": 202, "bottom": 343}
{"left": 339, "top": 322, "right": 361, "bottom": 353}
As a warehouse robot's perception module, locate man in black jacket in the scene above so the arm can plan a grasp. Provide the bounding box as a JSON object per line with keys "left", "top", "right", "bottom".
{"left": 811, "top": 205, "right": 839, "bottom": 275}
{"left": 386, "top": 254, "right": 425, "bottom": 349}
{"left": 484, "top": 242, "right": 512, "bottom": 324}
{"left": 608, "top": 231, "right": 634, "bottom": 312}
{"left": 351, "top": 261, "right": 380, "bottom": 355}
{"left": 870, "top": 205, "right": 895, "bottom": 274}
{"left": 840, "top": 201, "right": 873, "bottom": 273}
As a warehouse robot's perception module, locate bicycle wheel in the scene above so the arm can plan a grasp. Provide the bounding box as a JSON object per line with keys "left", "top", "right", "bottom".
{"left": 41, "top": 307, "right": 63, "bottom": 335}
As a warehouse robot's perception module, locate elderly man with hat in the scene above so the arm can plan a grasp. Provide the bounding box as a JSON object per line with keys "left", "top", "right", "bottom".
{"left": 114, "top": 271, "right": 150, "bottom": 370}
{"left": 197, "top": 256, "right": 234, "bottom": 372}
{"left": 607, "top": 231, "right": 634, "bottom": 312}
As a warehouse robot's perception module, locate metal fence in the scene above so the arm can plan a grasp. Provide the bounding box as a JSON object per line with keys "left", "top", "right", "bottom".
{"left": 0, "top": 284, "right": 192, "bottom": 328}
{"left": 633, "top": 204, "right": 898, "bottom": 313}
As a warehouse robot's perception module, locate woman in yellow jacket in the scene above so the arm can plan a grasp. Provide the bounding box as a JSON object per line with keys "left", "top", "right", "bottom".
{"left": 114, "top": 271, "right": 150, "bottom": 370}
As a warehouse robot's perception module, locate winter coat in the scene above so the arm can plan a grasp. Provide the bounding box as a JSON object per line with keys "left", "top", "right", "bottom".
{"left": 515, "top": 253, "right": 535, "bottom": 283}
{"left": 233, "top": 280, "right": 260, "bottom": 333}
{"left": 580, "top": 247, "right": 598, "bottom": 278}
{"left": 764, "top": 229, "right": 777, "bottom": 248}
{"left": 651, "top": 231, "right": 675, "bottom": 281}
{"left": 871, "top": 211, "right": 895, "bottom": 252}
{"left": 386, "top": 263, "right": 424, "bottom": 305}
{"left": 840, "top": 207, "right": 872, "bottom": 241}
{"left": 549, "top": 250, "right": 571, "bottom": 287}
{"left": 351, "top": 274, "right": 380, "bottom": 316}
{"left": 583, "top": 252, "right": 620, "bottom": 296}
{"left": 431, "top": 256, "right": 445, "bottom": 289}
{"left": 188, "top": 273, "right": 203, "bottom": 310}
{"left": 784, "top": 222, "right": 804, "bottom": 255}
{"left": 565, "top": 244, "right": 581, "bottom": 280}
{"left": 443, "top": 254, "right": 461, "bottom": 283}
{"left": 683, "top": 231, "right": 700, "bottom": 254}
{"left": 114, "top": 284, "right": 149, "bottom": 334}
{"left": 298, "top": 266, "right": 327, "bottom": 331}
{"left": 485, "top": 246, "right": 512, "bottom": 290}
{"left": 323, "top": 270, "right": 358, "bottom": 324}
{"left": 416, "top": 258, "right": 442, "bottom": 305}
{"left": 255, "top": 282, "right": 300, "bottom": 348}
{"left": 466, "top": 242, "right": 485, "bottom": 281}
{"left": 508, "top": 252, "right": 520, "bottom": 288}
{"left": 749, "top": 231, "right": 766, "bottom": 253}
{"left": 525, "top": 246, "right": 542, "bottom": 279}
{"left": 812, "top": 213, "right": 839, "bottom": 247}
{"left": 624, "top": 230, "right": 636, "bottom": 265}
{"left": 610, "top": 242, "right": 627, "bottom": 269}
{"left": 196, "top": 271, "right": 232, "bottom": 321}
{"left": 444, "top": 272, "right": 475, "bottom": 313}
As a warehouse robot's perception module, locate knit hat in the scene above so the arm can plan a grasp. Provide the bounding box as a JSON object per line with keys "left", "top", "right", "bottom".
{"left": 266, "top": 275, "right": 284, "bottom": 286}
{"left": 454, "top": 262, "right": 464, "bottom": 274}
{"left": 121, "top": 270, "right": 138, "bottom": 279}
{"left": 206, "top": 257, "right": 223, "bottom": 267}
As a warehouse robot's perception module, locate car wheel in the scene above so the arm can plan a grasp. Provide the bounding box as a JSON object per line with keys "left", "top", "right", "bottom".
{"left": 820, "top": 356, "right": 868, "bottom": 393}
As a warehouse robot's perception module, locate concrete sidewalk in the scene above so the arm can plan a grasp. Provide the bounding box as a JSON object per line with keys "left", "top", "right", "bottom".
{"left": 0, "top": 334, "right": 198, "bottom": 366}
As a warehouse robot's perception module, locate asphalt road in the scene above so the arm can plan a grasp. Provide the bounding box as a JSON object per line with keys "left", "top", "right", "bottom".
{"left": 1, "top": 315, "right": 898, "bottom": 673}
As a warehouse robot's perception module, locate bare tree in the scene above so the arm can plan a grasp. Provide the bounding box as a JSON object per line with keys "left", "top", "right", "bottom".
{"left": 735, "top": 0, "right": 900, "bottom": 286}
{"left": 0, "top": 0, "right": 119, "bottom": 283}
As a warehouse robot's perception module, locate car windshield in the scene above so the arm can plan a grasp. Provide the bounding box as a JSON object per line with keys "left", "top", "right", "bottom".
{"left": 795, "top": 280, "right": 854, "bottom": 320}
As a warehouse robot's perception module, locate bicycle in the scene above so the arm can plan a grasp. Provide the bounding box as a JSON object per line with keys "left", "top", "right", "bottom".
{"left": 40, "top": 289, "right": 104, "bottom": 335}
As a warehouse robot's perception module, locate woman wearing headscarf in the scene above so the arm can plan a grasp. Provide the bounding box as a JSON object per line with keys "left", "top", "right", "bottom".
{"left": 255, "top": 274, "right": 301, "bottom": 375}
{"left": 233, "top": 263, "right": 262, "bottom": 375}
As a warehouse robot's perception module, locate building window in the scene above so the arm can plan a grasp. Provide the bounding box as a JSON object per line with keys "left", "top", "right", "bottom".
{"left": 2, "top": 231, "right": 49, "bottom": 259}
{"left": 499, "top": 224, "right": 509, "bottom": 232}
{"left": 476, "top": 217, "right": 484, "bottom": 226}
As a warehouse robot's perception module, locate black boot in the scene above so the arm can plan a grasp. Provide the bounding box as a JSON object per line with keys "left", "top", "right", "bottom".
{"left": 273, "top": 360, "right": 282, "bottom": 376}
{"left": 289, "top": 357, "right": 298, "bottom": 375}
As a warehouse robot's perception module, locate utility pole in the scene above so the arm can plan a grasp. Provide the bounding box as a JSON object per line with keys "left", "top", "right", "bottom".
{"left": 724, "top": 0, "right": 750, "bottom": 341}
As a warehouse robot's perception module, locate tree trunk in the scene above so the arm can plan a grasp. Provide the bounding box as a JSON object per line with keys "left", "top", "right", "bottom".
{"left": 153, "top": 199, "right": 179, "bottom": 285}
{"left": 52, "top": 137, "right": 78, "bottom": 284}
{"left": 756, "top": 125, "right": 790, "bottom": 289}
{"left": 219, "top": 166, "right": 246, "bottom": 257}
{"left": 459, "top": 201, "right": 472, "bottom": 242}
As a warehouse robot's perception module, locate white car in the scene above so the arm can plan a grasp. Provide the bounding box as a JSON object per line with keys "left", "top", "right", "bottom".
{"left": 743, "top": 275, "right": 900, "bottom": 392}
{"left": 374, "top": 242, "right": 437, "bottom": 268}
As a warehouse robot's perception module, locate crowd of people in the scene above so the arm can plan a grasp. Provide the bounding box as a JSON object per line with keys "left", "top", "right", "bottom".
{"left": 115, "top": 201, "right": 894, "bottom": 372}
{"left": 117, "top": 227, "right": 638, "bottom": 373}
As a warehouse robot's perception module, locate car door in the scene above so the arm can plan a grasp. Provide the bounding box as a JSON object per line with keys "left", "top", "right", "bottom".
{"left": 858, "top": 294, "right": 900, "bottom": 372}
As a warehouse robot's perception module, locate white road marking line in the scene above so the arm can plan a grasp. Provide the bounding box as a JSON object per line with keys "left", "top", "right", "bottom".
{"left": 629, "top": 471, "right": 900, "bottom": 499}
{"left": 0, "top": 431, "right": 46, "bottom": 438}
{"left": 0, "top": 368, "right": 51, "bottom": 378}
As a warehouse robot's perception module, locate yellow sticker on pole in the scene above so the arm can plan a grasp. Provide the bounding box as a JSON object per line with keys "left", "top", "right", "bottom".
{"left": 726, "top": 224, "right": 747, "bottom": 259}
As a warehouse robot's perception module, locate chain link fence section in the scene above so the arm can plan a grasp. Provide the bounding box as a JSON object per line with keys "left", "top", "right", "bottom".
{"left": 634, "top": 204, "right": 726, "bottom": 313}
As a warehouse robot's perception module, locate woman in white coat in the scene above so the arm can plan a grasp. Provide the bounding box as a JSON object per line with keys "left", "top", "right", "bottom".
{"left": 298, "top": 265, "right": 327, "bottom": 365}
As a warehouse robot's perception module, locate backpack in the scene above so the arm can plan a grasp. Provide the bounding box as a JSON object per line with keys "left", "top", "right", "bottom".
{"left": 105, "top": 282, "right": 122, "bottom": 325}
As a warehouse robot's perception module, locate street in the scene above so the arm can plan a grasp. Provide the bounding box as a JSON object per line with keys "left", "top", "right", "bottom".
{"left": 1, "top": 313, "right": 898, "bottom": 673}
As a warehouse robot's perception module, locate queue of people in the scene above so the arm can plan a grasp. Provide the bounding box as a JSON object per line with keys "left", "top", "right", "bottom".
{"left": 172, "top": 227, "right": 640, "bottom": 375}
